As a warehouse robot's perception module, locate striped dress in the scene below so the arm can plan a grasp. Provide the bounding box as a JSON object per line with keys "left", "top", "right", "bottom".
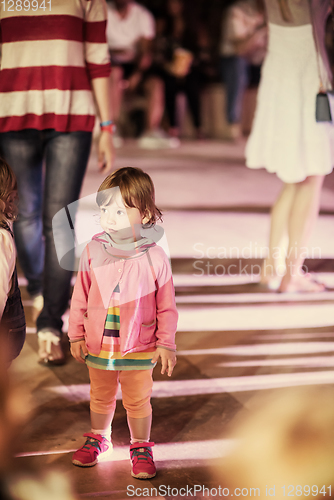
{"left": 86, "top": 284, "right": 156, "bottom": 371}
{"left": 0, "top": 0, "right": 110, "bottom": 133}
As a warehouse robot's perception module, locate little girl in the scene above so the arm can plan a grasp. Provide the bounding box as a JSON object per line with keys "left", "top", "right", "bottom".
{"left": 0, "top": 158, "right": 26, "bottom": 363}
{"left": 68, "top": 167, "right": 178, "bottom": 479}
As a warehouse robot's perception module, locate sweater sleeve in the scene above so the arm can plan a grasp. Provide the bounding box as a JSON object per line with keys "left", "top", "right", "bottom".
{"left": 153, "top": 249, "right": 178, "bottom": 351}
{"left": 83, "top": 0, "right": 111, "bottom": 80}
{"left": 0, "top": 229, "right": 15, "bottom": 319}
{"left": 68, "top": 245, "right": 91, "bottom": 342}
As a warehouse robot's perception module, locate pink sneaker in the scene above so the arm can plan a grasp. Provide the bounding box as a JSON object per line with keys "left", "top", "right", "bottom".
{"left": 130, "top": 442, "right": 156, "bottom": 479}
{"left": 72, "top": 433, "right": 112, "bottom": 467}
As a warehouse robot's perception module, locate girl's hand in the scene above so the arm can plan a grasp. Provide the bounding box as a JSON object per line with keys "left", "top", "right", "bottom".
{"left": 70, "top": 340, "right": 89, "bottom": 364}
{"left": 151, "top": 347, "right": 177, "bottom": 377}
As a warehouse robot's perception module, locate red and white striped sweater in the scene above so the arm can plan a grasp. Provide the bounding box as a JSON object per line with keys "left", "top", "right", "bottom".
{"left": 0, "top": 0, "right": 111, "bottom": 132}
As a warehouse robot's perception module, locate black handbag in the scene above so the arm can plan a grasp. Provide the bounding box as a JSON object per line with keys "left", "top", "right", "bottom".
{"left": 315, "top": 91, "right": 334, "bottom": 122}
{"left": 313, "top": 6, "right": 334, "bottom": 123}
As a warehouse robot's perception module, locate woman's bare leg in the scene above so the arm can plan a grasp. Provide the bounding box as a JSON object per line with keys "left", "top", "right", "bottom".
{"left": 261, "top": 182, "right": 296, "bottom": 285}
{"left": 279, "top": 175, "right": 325, "bottom": 292}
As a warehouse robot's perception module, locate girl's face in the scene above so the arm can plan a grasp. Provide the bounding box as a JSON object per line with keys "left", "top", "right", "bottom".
{"left": 100, "top": 191, "right": 143, "bottom": 242}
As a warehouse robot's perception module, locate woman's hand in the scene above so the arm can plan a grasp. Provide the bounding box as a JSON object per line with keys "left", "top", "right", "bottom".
{"left": 90, "top": 77, "right": 116, "bottom": 173}
{"left": 70, "top": 340, "right": 89, "bottom": 364}
{"left": 98, "top": 130, "right": 115, "bottom": 174}
{"left": 151, "top": 347, "right": 177, "bottom": 377}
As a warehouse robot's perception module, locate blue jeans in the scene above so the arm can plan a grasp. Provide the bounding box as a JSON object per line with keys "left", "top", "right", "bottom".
{"left": 0, "top": 129, "right": 92, "bottom": 333}
{"left": 220, "top": 56, "right": 249, "bottom": 124}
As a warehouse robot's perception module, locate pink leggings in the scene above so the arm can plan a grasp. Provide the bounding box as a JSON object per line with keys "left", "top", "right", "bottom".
{"left": 88, "top": 367, "right": 153, "bottom": 418}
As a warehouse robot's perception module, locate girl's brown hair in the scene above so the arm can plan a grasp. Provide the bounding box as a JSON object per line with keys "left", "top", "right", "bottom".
{"left": 0, "top": 157, "right": 17, "bottom": 226}
{"left": 96, "top": 167, "right": 163, "bottom": 226}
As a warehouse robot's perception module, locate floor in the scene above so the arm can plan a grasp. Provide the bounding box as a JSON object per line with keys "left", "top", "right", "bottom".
{"left": 10, "top": 137, "right": 334, "bottom": 499}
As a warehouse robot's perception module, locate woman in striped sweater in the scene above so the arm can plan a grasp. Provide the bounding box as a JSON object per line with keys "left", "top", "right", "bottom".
{"left": 0, "top": 0, "right": 115, "bottom": 364}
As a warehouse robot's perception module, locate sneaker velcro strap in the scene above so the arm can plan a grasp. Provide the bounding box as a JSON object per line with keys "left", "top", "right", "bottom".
{"left": 130, "top": 441, "right": 154, "bottom": 450}
{"left": 83, "top": 433, "right": 105, "bottom": 444}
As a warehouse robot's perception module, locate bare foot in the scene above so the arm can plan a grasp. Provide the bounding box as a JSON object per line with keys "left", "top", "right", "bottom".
{"left": 259, "top": 261, "right": 282, "bottom": 290}
{"left": 258, "top": 278, "right": 282, "bottom": 291}
{"left": 278, "top": 273, "right": 326, "bottom": 293}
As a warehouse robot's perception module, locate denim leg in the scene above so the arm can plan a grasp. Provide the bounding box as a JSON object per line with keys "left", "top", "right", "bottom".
{"left": 37, "top": 131, "right": 92, "bottom": 332}
{"left": 0, "top": 130, "right": 44, "bottom": 296}
{"left": 220, "top": 56, "right": 249, "bottom": 124}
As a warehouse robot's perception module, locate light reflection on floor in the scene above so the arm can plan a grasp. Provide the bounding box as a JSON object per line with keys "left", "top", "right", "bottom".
{"left": 221, "top": 355, "right": 334, "bottom": 368}
{"left": 16, "top": 439, "right": 234, "bottom": 462}
{"left": 177, "top": 342, "right": 334, "bottom": 356}
{"left": 47, "top": 369, "right": 334, "bottom": 401}
{"left": 177, "top": 303, "right": 334, "bottom": 331}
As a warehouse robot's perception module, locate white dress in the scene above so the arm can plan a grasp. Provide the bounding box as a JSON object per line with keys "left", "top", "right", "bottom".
{"left": 245, "top": 22, "right": 334, "bottom": 183}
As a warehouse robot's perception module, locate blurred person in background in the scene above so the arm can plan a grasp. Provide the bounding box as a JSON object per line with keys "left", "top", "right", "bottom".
{"left": 106, "top": 0, "right": 174, "bottom": 148}
{"left": 219, "top": 0, "right": 267, "bottom": 141}
{"left": 246, "top": 0, "right": 334, "bottom": 292}
{"left": 152, "top": 0, "right": 208, "bottom": 142}
{"left": 213, "top": 387, "right": 334, "bottom": 498}
{"left": 0, "top": 0, "right": 115, "bottom": 365}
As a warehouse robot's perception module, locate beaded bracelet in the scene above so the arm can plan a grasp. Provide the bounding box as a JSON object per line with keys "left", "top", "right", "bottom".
{"left": 100, "top": 120, "right": 113, "bottom": 126}
{"left": 100, "top": 120, "right": 116, "bottom": 134}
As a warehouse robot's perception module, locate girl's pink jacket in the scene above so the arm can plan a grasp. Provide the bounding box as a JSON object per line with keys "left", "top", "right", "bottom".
{"left": 68, "top": 235, "right": 178, "bottom": 356}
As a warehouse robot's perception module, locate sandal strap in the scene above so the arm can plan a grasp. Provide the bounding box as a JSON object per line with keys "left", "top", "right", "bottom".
{"left": 38, "top": 330, "right": 61, "bottom": 354}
